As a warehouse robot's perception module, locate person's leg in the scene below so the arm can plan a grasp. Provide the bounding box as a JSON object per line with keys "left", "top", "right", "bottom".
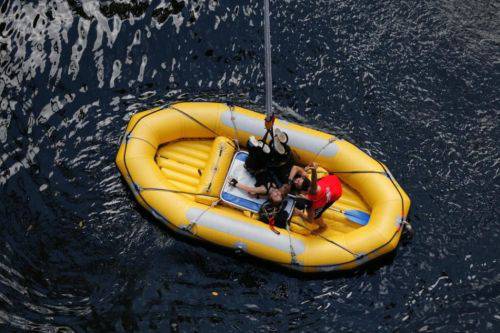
{"left": 311, "top": 215, "right": 327, "bottom": 234}
{"left": 311, "top": 201, "right": 335, "bottom": 234}
{"left": 231, "top": 179, "right": 268, "bottom": 196}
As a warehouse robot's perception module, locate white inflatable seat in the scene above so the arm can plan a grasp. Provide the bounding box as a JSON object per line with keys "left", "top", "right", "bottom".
{"left": 221, "top": 151, "right": 295, "bottom": 218}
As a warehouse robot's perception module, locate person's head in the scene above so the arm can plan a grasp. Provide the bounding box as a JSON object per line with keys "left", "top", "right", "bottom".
{"left": 292, "top": 175, "right": 310, "bottom": 192}
{"left": 268, "top": 187, "right": 284, "bottom": 205}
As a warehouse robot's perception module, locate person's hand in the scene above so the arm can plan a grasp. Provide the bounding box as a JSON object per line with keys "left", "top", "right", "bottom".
{"left": 293, "top": 208, "right": 306, "bottom": 219}
{"left": 229, "top": 178, "right": 238, "bottom": 186}
{"left": 305, "top": 162, "right": 318, "bottom": 171}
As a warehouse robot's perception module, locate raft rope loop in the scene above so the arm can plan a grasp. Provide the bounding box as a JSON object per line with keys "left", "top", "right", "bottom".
{"left": 290, "top": 221, "right": 362, "bottom": 258}
{"left": 374, "top": 159, "right": 407, "bottom": 230}
{"left": 312, "top": 136, "right": 337, "bottom": 162}
{"left": 285, "top": 220, "right": 298, "bottom": 265}
{"left": 227, "top": 103, "right": 241, "bottom": 151}
{"left": 140, "top": 187, "right": 220, "bottom": 198}
{"left": 182, "top": 199, "right": 221, "bottom": 235}
{"left": 125, "top": 134, "right": 157, "bottom": 149}
{"left": 169, "top": 104, "right": 238, "bottom": 150}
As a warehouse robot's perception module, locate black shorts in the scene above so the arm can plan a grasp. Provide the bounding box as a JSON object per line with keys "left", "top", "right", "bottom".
{"left": 293, "top": 196, "right": 311, "bottom": 210}
{"left": 314, "top": 200, "right": 335, "bottom": 219}
{"left": 254, "top": 170, "right": 285, "bottom": 188}
{"left": 294, "top": 197, "right": 334, "bottom": 219}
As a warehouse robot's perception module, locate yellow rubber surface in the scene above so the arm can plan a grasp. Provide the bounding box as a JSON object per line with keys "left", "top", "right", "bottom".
{"left": 116, "top": 102, "right": 411, "bottom": 272}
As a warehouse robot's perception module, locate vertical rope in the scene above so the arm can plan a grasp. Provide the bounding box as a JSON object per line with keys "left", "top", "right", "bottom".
{"left": 263, "top": 0, "right": 273, "bottom": 119}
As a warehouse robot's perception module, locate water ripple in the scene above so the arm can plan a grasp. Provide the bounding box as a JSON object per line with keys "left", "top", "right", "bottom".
{"left": 0, "top": 0, "right": 498, "bottom": 331}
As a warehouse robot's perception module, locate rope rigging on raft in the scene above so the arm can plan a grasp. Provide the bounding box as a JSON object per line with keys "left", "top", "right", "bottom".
{"left": 120, "top": 99, "right": 413, "bottom": 266}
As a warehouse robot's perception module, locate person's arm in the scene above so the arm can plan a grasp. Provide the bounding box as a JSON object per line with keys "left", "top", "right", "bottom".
{"left": 305, "top": 205, "right": 315, "bottom": 223}
{"left": 230, "top": 179, "right": 267, "bottom": 195}
{"left": 288, "top": 165, "right": 307, "bottom": 183}
{"left": 293, "top": 202, "right": 314, "bottom": 223}
{"left": 279, "top": 183, "right": 291, "bottom": 196}
{"left": 308, "top": 163, "right": 318, "bottom": 195}
{"left": 293, "top": 208, "right": 308, "bottom": 220}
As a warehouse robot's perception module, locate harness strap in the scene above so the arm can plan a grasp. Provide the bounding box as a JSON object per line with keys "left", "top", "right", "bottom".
{"left": 265, "top": 114, "right": 275, "bottom": 130}
{"left": 268, "top": 215, "right": 280, "bottom": 235}
{"left": 262, "top": 124, "right": 274, "bottom": 145}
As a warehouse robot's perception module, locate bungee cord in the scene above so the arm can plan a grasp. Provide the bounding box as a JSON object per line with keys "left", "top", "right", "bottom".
{"left": 263, "top": 0, "right": 273, "bottom": 121}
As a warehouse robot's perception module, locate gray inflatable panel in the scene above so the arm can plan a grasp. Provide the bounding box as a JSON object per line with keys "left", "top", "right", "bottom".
{"left": 221, "top": 111, "right": 339, "bottom": 157}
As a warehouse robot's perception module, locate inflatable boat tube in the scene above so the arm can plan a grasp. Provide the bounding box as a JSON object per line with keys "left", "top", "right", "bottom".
{"left": 115, "top": 102, "right": 411, "bottom": 272}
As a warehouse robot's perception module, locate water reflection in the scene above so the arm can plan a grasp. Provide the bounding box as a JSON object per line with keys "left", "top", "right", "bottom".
{"left": 0, "top": 0, "right": 498, "bottom": 331}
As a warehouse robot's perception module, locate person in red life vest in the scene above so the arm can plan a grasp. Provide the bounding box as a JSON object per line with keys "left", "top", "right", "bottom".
{"left": 288, "top": 163, "right": 342, "bottom": 234}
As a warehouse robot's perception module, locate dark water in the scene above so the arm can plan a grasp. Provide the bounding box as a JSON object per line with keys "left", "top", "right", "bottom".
{"left": 0, "top": 0, "right": 499, "bottom": 331}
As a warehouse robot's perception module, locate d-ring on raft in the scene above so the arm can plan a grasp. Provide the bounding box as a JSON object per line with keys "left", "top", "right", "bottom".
{"left": 115, "top": 102, "right": 411, "bottom": 273}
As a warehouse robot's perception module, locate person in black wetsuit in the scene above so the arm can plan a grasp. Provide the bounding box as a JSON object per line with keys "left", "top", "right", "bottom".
{"left": 244, "top": 129, "right": 295, "bottom": 188}
{"left": 230, "top": 129, "right": 295, "bottom": 232}
{"left": 229, "top": 179, "right": 290, "bottom": 232}
{"left": 229, "top": 178, "right": 288, "bottom": 203}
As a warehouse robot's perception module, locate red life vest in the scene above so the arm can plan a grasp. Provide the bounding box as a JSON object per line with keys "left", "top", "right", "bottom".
{"left": 307, "top": 175, "right": 342, "bottom": 209}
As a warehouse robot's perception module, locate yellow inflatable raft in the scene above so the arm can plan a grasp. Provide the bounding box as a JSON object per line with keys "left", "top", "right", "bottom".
{"left": 116, "top": 102, "right": 411, "bottom": 272}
